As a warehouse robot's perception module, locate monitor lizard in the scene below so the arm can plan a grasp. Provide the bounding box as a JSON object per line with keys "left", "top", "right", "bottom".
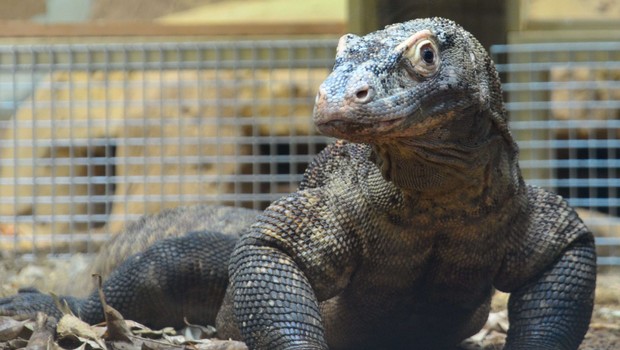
{"left": 0, "top": 17, "right": 596, "bottom": 350}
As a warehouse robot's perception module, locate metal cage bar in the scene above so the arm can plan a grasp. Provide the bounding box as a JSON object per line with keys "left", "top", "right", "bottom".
{"left": 0, "top": 39, "right": 337, "bottom": 254}
{"left": 491, "top": 41, "right": 620, "bottom": 267}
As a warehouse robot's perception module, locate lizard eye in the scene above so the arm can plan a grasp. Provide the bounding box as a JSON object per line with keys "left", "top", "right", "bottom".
{"left": 403, "top": 38, "right": 440, "bottom": 78}
{"left": 421, "top": 44, "right": 435, "bottom": 64}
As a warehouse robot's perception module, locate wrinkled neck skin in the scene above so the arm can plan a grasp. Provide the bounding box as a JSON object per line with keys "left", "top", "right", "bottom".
{"left": 369, "top": 106, "right": 521, "bottom": 212}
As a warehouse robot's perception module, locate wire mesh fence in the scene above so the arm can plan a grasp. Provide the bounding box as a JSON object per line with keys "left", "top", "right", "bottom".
{"left": 0, "top": 39, "right": 618, "bottom": 266}
{"left": 0, "top": 39, "right": 337, "bottom": 254}
{"left": 491, "top": 41, "right": 620, "bottom": 267}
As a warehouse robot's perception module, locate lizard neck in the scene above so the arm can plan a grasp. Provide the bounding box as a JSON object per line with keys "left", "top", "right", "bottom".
{"left": 369, "top": 109, "right": 522, "bottom": 204}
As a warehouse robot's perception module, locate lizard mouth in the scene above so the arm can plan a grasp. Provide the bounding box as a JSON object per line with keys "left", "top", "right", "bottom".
{"left": 315, "top": 116, "right": 405, "bottom": 142}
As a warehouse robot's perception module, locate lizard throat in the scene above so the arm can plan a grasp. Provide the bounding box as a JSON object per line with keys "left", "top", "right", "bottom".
{"left": 371, "top": 137, "right": 496, "bottom": 194}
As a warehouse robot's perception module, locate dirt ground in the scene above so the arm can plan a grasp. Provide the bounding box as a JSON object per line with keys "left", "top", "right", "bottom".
{"left": 581, "top": 271, "right": 620, "bottom": 350}
{"left": 0, "top": 255, "right": 619, "bottom": 349}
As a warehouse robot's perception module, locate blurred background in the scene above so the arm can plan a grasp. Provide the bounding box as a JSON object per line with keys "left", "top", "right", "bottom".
{"left": 0, "top": 0, "right": 618, "bottom": 270}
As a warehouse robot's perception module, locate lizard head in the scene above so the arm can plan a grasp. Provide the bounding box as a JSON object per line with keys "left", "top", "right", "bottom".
{"left": 314, "top": 17, "right": 507, "bottom": 143}
{"left": 313, "top": 17, "right": 518, "bottom": 192}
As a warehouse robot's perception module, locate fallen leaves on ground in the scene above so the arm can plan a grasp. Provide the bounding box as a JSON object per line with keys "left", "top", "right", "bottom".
{"left": 1, "top": 277, "right": 247, "bottom": 350}
{"left": 0, "top": 313, "right": 247, "bottom": 350}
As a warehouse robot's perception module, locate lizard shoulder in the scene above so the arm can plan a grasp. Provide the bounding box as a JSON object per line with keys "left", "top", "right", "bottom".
{"left": 232, "top": 142, "right": 376, "bottom": 301}
{"left": 233, "top": 186, "right": 365, "bottom": 302}
{"left": 495, "top": 185, "right": 594, "bottom": 292}
{"left": 299, "top": 140, "right": 373, "bottom": 190}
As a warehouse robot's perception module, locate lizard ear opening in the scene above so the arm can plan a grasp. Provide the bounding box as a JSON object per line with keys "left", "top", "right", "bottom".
{"left": 397, "top": 30, "right": 440, "bottom": 78}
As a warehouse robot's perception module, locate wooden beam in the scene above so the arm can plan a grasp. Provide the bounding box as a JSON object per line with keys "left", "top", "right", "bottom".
{"left": 0, "top": 21, "right": 346, "bottom": 37}
{"left": 347, "top": 0, "right": 380, "bottom": 35}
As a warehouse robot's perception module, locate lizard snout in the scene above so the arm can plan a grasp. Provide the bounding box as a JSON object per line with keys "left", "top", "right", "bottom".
{"left": 314, "top": 88, "right": 330, "bottom": 116}
{"left": 314, "top": 83, "right": 374, "bottom": 108}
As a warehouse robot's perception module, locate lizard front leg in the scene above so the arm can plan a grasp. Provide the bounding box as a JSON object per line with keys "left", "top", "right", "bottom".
{"left": 228, "top": 243, "right": 328, "bottom": 350}
{"left": 504, "top": 236, "right": 596, "bottom": 350}
{"left": 224, "top": 190, "right": 362, "bottom": 350}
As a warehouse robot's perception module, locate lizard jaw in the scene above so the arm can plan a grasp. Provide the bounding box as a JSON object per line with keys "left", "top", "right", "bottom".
{"left": 315, "top": 115, "right": 405, "bottom": 142}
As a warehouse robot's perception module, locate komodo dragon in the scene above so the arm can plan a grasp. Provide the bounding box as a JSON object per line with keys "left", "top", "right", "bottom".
{"left": 0, "top": 17, "right": 597, "bottom": 350}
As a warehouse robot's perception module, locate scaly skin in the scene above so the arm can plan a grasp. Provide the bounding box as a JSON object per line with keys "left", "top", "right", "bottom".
{"left": 0, "top": 18, "right": 596, "bottom": 350}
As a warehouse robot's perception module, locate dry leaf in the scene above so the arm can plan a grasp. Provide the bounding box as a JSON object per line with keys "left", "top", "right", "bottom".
{"left": 464, "top": 311, "right": 509, "bottom": 347}
{"left": 189, "top": 339, "right": 248, "bottom": 350}
{"left": 0, "top": 316, "right": 30, "bottom": 341}
{"left": 6, "top": 337, "right": 29, "bottom": 349}
{"left": 102, "top": 305, "right": 132, "bottom": 343}
{"left": 51, "top": 292, "right": 76, "bottom": 317}
{"left": 25, "top": 312, "right": 56, "bottom": 350}
{"left": 181, "top": 318, "right": 217, "bottom": 341}
{"left": 57, "top": 314, "right": 107, "bottom": 350}
{"left": 161, "top": 334, "right": 186, "bottom": 345}
{"left": 92, "top": 274, "right": 132, "bottom": 343}
{"left": 126, "top": 336, "right": 183, "bottom": 350}
{"left": 131, "top": 324, "right": 176, "bottom": 339}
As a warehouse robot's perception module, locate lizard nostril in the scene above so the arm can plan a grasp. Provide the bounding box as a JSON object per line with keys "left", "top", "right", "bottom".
{"left": 356, "top": 89, "right": 368, "bottom": 100}
{"left": 353, "top": 85, "right": 373, "bottom": 103}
